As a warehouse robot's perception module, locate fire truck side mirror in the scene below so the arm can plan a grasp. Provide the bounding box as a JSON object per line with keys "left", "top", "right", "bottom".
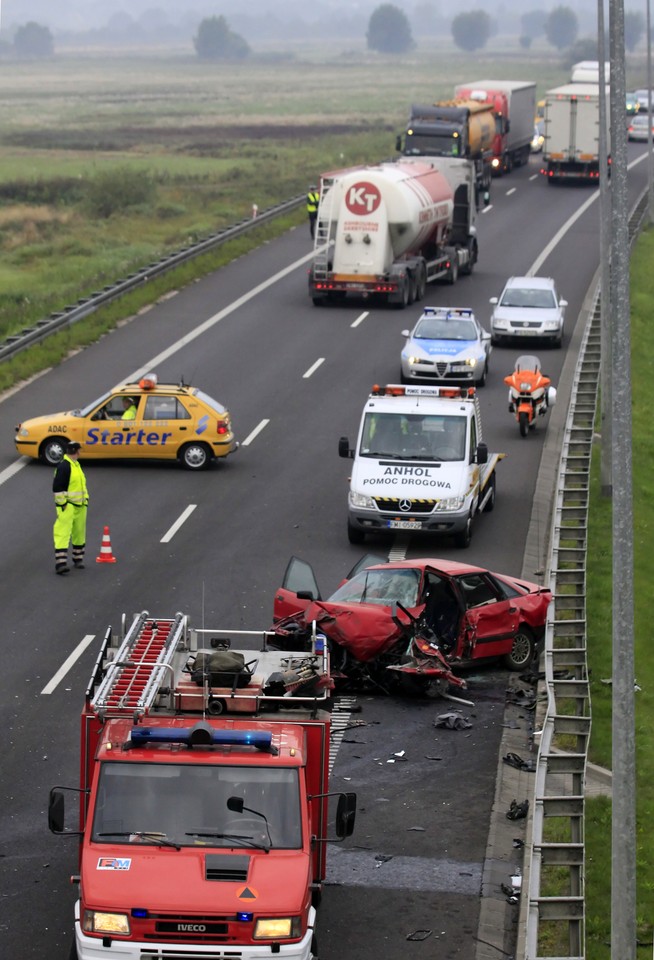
{"left": 48, "top": 790, "right": 66, "bottom": 834}
{"left": 338, "top": 437, "right": 352, "bottom": 459}
{"left": 335, "top": 792, "right": 357, "bottom": 839}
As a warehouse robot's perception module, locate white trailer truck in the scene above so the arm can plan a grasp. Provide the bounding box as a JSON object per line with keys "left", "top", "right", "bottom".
{"left": 541, "top": 83, "right": 611, "bottom": 182}
{"left": 454, "top": 80, "right": 537, "bottom": 174}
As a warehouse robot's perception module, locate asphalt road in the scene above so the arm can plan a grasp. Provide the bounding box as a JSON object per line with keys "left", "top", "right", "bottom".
{"left": 0, "top": 148, "right": 648, "bottom": 959}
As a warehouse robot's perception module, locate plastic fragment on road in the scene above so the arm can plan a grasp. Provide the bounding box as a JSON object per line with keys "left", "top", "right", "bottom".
{"left": 433, "top": 711, "right": 472, "bottom": 730}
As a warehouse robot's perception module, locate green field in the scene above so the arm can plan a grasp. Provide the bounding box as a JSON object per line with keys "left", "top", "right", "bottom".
{"left": 0, "top": 43, "right": 576, "bottom": 360}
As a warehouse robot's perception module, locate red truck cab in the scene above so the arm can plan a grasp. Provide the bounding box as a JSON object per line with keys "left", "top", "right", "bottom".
{"left": 49, "top": 613, "right": 355, "bottom": 960}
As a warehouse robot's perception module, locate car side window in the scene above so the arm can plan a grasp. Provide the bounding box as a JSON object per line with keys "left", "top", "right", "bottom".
{"left": 457, "top": 574, "right": 498, "bottom": 608}
{"left": 144, "top": 397, "right": 192, "bottom": 421}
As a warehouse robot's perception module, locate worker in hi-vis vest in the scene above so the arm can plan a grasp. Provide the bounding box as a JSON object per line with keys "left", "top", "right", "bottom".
{"left": 52, "top": 440, "right": 89, "bottom": 575}
{"left": 306, "top": 185, "right": 320, "bottom": 239}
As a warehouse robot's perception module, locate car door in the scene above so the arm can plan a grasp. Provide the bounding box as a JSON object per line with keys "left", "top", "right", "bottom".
{"left": 85, "top": 393, "right": 144, "bottom": 459}
{"left": 273, "top": 557, "right": 322, "bottom": 621}
{"left": 455, "top": 572, "right": 521, "bottom": 661}
{"left": 141, "top": 394, "right": 192, "bottom": 460}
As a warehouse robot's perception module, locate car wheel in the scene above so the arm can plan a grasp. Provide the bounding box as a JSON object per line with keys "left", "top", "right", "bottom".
{"left": 504, "top": 626, "right": 536, "bottom": 671}
{"left": 347, "top": 521, "right": 365, "bottom": 545}
{"left": 553, "top": 331, "right": 563, "bottom": 349}
{"left": 312, "top": 297, "right": 324, "bottom": 307}
{"left": 40, "top": 436, "right": 67, "bottom": 465}
{"left": 482, "top": 472, "right": 496, "bottom": 512}
{"left": 478, "top": 362, "right": 488, "bottom": 387}
{"left": 454, "top": 512, "right": 473, "bottom": 548}
{"left": 180, "top": 442, "right": 211, "bottom": 470}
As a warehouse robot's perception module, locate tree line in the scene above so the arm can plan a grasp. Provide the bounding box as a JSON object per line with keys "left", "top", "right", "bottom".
{"left": 3, "top": 7, "right": 649, "bottom": 61}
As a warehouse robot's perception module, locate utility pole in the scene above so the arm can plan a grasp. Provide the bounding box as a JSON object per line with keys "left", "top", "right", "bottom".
{"left": 598, "top": 0, "right": 612, "bottom": 498}
{"left": 608, "top": 2, "right": 636, "bottom": 958}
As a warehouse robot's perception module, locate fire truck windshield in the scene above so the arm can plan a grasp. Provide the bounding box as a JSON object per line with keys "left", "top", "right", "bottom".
{"left": 92, "top": 762, "right": 301, "bottom": 849}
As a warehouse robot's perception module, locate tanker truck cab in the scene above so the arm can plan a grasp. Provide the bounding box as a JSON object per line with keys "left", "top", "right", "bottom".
{"left": 339, "top": 384, "right": 504, "bottom": 548}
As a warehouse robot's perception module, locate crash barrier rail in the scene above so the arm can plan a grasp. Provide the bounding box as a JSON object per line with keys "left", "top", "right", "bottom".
{"left": 0, "top": 194, "right": 305, "bottom": 364}
{"left": 523, "top": 188, "right": 649, "bottom": 959}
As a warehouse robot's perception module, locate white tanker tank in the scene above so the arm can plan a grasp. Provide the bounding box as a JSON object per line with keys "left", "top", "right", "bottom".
{"left": 309, "top": 157, "right": 478, "bottom": 308}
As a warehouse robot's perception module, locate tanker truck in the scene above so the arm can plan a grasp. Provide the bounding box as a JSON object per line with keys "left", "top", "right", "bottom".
{"left": 397, "top": 100, "right": 494, "bottom": 196}
{"left": 309, "top": 157, "right": 478, "bottom": 308}
{"left": 454, "top": 80, "right": 537, "bottom": 174}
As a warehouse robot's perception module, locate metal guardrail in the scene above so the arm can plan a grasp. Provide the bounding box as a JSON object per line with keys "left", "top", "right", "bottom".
{"left": 524, "top": 189, "right": 649, "bottom": 959}
{"left": 0, "top": 194, "right": 304, "bottom": 363}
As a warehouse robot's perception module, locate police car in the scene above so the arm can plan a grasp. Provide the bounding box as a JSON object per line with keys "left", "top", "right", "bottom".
{"left": 400, "top": 307, "right": 492, "bottom": 386}
{"left": 14, "top": 373, "right": 237, "bottom": 470}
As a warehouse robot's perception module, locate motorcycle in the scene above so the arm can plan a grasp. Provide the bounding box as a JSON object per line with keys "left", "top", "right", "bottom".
{"left": 504, "top": 355, "right": 557, "bottom": 437}
{"left": 271, "top": 602, "right": 468, "bottom": 699}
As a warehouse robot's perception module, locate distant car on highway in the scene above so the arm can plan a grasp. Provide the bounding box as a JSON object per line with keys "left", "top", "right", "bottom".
{"left": 490, "top": 277, "right": 567, "bottom": 348}
{"left": 626, "top": 91, "right": 640, "bottom": 116}
{"left": 628, "top": 114, "right": 654, "bottom": 141}
{"left": 14, "top": 372, "right": 237, "bottom": 470}
{"left": 634, "top": 89, "right": 654, "bottom": 112}
{"left": 400, "top": 306, "right": 491, "bottom": 386}
{"left": 531, "top": 122, "right": 544, "bottom": 153}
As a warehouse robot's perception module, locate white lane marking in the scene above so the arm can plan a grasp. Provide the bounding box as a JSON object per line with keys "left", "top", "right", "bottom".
{"left": 506, "top": 188, "right": 516, "bottom": 196}
{"left": 160, "top": 504, "right": 197, "bottom": 543}
{"left": 351, "top": 311, "right": 368, "bottom": 328}
{"left": 482, "top": 204, "right": 493, "bottom": 213}
{"left": 241, "top": 418, "right": 269, "bottom": 446}
{"left": 303, "top": 357, "right": 325, "bottom": 379}
{"left": 0, "top": 457, "right": 30, "bottom": 484}
{"left": 41, "top": 634, "right": 96, "bottom": 695}
{"left": 529, "top": 174, "right": 539, "bottom": 181}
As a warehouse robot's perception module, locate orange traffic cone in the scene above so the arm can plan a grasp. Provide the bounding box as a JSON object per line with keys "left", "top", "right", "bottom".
{"left": 96, "top": 525, "right": 117, "bottom": 563}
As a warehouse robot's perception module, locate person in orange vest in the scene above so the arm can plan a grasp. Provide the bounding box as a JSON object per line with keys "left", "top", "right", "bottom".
{"left": 52, "top": 440, "right": 89, "bottom": 575}
{"left": 306, "top": 185, "right": 320, "bottom": 239}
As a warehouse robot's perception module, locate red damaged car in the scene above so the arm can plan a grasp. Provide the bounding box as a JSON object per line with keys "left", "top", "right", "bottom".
{"left": 273, "top": 556, "right": 551, "bottom": 690}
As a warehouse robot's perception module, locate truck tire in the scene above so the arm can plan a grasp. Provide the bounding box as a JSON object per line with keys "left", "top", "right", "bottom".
{"left": 504, "top": 626, "right": 535, "bottom": 671}
{"left": 347, "top": 521, "right": 365, "bottom": 545}
{"left": 68, "top": 940, "right": 79, "bottom": 960}
{"left": 311, "top": 932, "right": 319, "bottom": 959}
{"left": 482, "top": 472, "right": 495, "bottom": 511}
{"left": 447, "top": 259, "right": 458, "bottom": 285}
{"left": 394, "top": 280, "right": 409, "bottom": 309}
{"left": 415, "top": 265, "right": 427, "bottom": 301}
{"left": 454, "top": 512, "right": 473, "bottom": 548}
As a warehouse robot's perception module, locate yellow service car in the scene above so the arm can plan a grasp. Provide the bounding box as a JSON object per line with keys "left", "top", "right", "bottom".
{"left": 15, "top": 373, "right": 238, "bottom": 470}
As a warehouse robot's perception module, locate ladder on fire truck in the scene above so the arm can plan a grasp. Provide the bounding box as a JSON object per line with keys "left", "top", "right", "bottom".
{"left": 90, "top": 611, "right": 187, "bottom": 721}
{"left": 312, "top": 177, "right": 336, "bottom": 282}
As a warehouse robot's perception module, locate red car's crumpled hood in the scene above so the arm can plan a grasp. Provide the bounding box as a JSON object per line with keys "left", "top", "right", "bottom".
{"left": 303, "top": 600, "right": 417, "bottom": 662}
{"left": 82, "top": 846, "right": 311, "bottom": 913}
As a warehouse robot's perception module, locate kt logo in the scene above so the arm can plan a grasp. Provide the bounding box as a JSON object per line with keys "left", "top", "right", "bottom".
{"left": 345, "top": 181, "right": 381, "bottom": 216}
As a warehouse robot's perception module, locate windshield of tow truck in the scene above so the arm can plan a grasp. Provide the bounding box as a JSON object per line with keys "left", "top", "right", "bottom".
{"left": 329, "top": 567, "right": 421, "bottom": 607}
{"left": 92, "top": 762, "right": 301, "bottom": 848}
{"left": 361, "top": 412, "right": 467, "bottom": 462}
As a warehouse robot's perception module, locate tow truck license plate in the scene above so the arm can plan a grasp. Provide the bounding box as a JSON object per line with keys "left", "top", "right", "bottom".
{"left": 388, "top": 519, "right": 422, "bottom": 530}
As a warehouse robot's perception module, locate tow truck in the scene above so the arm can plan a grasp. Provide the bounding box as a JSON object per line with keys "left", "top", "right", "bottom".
{"left": 339, "top": 384, "right": 505, "bottom": 547}
{"left": 49, "top": 612, "right": 355, "bottom": 960}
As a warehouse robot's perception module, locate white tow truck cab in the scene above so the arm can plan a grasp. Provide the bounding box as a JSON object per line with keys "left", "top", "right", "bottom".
{"left": 338, "top": 384, "right": 504, "bottom": 548}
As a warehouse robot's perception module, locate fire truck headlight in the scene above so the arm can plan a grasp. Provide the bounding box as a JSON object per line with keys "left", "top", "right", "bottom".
{"left": 254, "top": 917, "right": 301, "bottom": 939}
{"left": 82, "top": 910, "right": 130, "bottom": 935}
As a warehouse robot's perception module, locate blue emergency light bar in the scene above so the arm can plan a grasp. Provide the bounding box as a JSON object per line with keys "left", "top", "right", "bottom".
{"left": 129, "top": 724, "right": 277, "bottom": 753}
{"left": 421, "top": 306, "right": 473, "bottom": 319}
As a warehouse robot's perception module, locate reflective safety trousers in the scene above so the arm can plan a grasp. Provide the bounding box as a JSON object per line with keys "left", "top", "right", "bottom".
{"left": 53, "top": 503, "right": 87, "bottom": 550}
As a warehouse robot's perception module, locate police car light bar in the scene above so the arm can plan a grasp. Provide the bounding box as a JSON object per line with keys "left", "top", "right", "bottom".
{"left": 371, "top": 384, "right": 476, "bottom": 399}
{"left": 420, "top": 306, "right": 473, "bottom": 319}
{"left": 129, "top": 724, "right": 278, "bottom": 754}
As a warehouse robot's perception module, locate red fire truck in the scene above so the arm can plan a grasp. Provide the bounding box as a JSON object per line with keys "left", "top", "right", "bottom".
{"left": 49, "top": 612, "right": 355, "bottom": 960}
